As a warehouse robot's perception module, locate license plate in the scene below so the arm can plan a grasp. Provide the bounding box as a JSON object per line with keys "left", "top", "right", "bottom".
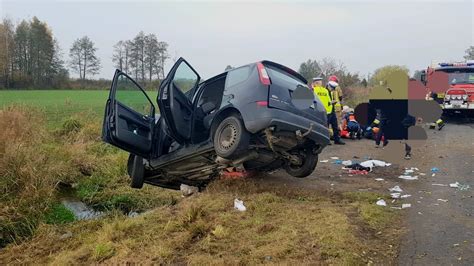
{"left": 450, "top": 100, "right": 463, "bottom": 106}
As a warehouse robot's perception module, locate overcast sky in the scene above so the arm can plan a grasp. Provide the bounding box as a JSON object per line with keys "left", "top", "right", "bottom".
{"left": 1, "top": 0, "right": 473, "bottom": 80}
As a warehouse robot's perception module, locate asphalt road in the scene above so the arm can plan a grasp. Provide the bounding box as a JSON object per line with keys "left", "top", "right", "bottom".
{"left": 260, "top": 119, "right": 474, "bottom": 265}
{"left": 398, "top": 120, "right": 474, "bottom": 265}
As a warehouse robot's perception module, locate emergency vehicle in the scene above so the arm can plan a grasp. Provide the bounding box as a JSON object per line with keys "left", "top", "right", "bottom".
{"left": 421, "top": 61, "right": 474, "bottom": 116}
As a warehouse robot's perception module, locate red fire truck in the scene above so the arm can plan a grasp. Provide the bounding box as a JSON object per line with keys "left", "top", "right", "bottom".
{"left": 421, "top": 61, "right": 474, "bottom": 116}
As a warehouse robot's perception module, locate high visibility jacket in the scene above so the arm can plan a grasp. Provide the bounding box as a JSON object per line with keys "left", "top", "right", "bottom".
{"left": 331, "top": 86, "right": 343, "bottom": 111}
{"left": 313, "top": 85, "right": 333, "bottom": 114}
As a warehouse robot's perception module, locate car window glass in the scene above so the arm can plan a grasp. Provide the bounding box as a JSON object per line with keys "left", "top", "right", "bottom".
{"left": 115, "top": 74, "right": 153, "bottom": 116}
{"left": 266, "top": 66, "right": 307, "bottom": 90}
{"left": 225, "top": 66, "right": 251, "bottom": 88}
{"left": 173, "top": 62, "right": 199, "bottom": 93}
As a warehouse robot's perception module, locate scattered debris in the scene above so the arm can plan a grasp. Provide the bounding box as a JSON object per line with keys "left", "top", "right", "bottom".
{"left": 390, "top": 193, "right": 401, "bottom": 199}
{"left": 319, "top": 159, "right": 329, "bottom": 163}
{"left": 398, "top": 175, "right": 419, "bottom": 180}
{"left": 449, "top": 182, "right": 471, "bottom": 190}
{"left": 419, "top": 173, "right": 426, "bottom": 176}
{"left": 376, "top": 199, "right": 387, "bottom": 206}
{"left": 389, "top": 185, "right": 403, "bottom": 192}
{"left": 431, "top": 167, "right": 440, "bottom": 173}
{"left": 431, "top": 183, "right": 448, "bottom": 187}
{"left": 59, "top": 231, "right": 73, "bottom": 240}
{"left": 453, "top": 243, "right": 460, "bottom": 247}
{"left": 180, "top": 184, "right": 199, "bottom": 197}
{"left": 342, "top": 160, "right": 353, "bottom": 166}
{"left": 418, "top": 212, "right": 423, "bottom": 215}
{"left": 348, "top": 169, "right": 369, "bottom": 175}
{"left": 437, "top": 199, "right": 449, "bottom": 203}
{"left": 375, "top": 178, "right": 384, "bottom": 181}
{"left": 234, "top": 198, "right": 247, "bottom": 211}
{"left": 330, "top": 157, "right": 339, "bottom": 160}
{"left": 401, "top": 194, "right": 411, "bottom": 198}
{"left": 360, "top": 159, "right": 392, "bottom": 169}
{"left": 402, "top": 203, "right": 411, "bottom": 209}
{"left": 334, "top": 159, "right": 343, "bottom": 164}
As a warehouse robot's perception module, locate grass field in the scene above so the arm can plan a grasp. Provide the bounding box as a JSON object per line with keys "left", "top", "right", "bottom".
{"left": 0, "top": 90, "right": 158, "bottom": 126}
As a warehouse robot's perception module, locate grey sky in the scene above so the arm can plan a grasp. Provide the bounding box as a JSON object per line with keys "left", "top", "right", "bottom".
{"left": 1, "top": 0, "right": 472, "bottom": 80}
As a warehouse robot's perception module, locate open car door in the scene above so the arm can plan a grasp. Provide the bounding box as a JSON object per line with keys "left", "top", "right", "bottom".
{"left": 158, "top": 57, "right": 200, "bottom": 144}
{"left": 102, "top": 70, "right": 156, "bottom": 158}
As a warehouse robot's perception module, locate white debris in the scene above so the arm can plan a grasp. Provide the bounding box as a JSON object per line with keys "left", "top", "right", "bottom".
{"left": 398, "top": 175, "right": 419, "bottom": 180}
{"left": 404, "top": 169, "right": 414, "bottom": 174}
{"left": 376, "top": 199, "right": 387, "bottom": 206}
{"left": 375, "top": 178, "right": 384, "bottom": 181}
{"left": 432, "top": 183, "right": 448, "bottom": 187}
{"left": 390, "top": 193, "right": 401, "bottom": 199}
{"left": 320, "top": 160, "right": 329, "bottom": 163}
{"left": 360, "top": 160, "right": 391, "bottom": 168}
{"left": 389, "top": 185, "right": 403, "bottom": 192}
{"left": 330, "top": 157, "right": 339, "bottom": 160}
{"left": 450, "top": 182, "right": 460, "bottom": 188}
{"left": 419, "top": 173, "right": 426, "bottom": 176}
{"left": 342, "top": 160, "right": 353, "bottom": 166}
{"left": 402, "top": 203, "right": 412, "bottom": 209}
{"left": 437, "top": 199, "right": 449, "bottom": 203}
{"left": 234, "top": 198, "right": 247, "bottom": 211}
{"left": 401, "top": 194, "right": 412, "bottom": 198}
{"left": 432, "top": 173, "right": 436, "bottom": 177}
{"left": 418, "top": 212, "right": 423, "bottom": 215}
{"left": 180, "top": 184, "right": 199, "bottom": 197}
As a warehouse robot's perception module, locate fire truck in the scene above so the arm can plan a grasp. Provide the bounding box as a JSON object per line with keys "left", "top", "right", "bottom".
{"left": 421, "top": 61, "right": 474, "bottom": 116}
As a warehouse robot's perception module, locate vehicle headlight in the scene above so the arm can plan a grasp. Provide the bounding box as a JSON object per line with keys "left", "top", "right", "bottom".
{"left": 462, "top": 95, "right": 468, "bottom": 100}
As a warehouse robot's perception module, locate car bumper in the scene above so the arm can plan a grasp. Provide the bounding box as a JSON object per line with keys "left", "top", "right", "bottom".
{"left": 443, "top": 103, "right": 474, "bottom": 109}
{"left": 242, "top": 105, "right": 330, "bottom": 147}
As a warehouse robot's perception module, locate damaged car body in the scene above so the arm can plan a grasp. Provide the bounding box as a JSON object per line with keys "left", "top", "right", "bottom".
{"left": 102, "top": 58, "right": 330, "bottom": 189}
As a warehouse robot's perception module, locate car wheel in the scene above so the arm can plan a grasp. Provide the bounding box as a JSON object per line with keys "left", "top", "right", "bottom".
{"left": 213, "top": 114, "right": 250, "bottom": 159}
{"left": 130, "top": 155, "right": 145, "bottom": 189}
{"left": 283, "top": 150, "right": 318, "bottom": 178}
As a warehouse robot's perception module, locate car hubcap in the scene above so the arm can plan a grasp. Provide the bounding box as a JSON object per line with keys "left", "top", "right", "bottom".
{"left": 219, "top": 124, "right": 237, "bottom": 150}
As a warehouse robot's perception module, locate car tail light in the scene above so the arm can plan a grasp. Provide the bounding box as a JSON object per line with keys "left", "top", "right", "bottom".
{"left": 256, "top": 101, "right": 268, "bottom": 106}
{"left": 257, "top": 62, "right": 271, "bottom": 85}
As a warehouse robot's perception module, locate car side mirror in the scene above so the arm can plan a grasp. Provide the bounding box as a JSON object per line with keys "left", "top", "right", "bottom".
{"left": 201, "top": 102, "right": 216, "bottom": 114}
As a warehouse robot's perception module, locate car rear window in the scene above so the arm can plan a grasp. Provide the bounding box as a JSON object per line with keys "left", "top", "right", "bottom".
{"left": 225, "top": 66, "right": 251, "bottom": 88}
{"left": 266, "top": 65, "right": 307, "bottom": 90}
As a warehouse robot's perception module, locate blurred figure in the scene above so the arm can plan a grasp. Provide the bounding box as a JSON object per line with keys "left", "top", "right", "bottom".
{"left": 328, "top": 75, "right": 344, "bottom": 123}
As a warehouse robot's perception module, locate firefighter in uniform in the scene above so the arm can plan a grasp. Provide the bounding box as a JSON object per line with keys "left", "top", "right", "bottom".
{"left": 312, "top": 77, "right": 345, "bottom": 145}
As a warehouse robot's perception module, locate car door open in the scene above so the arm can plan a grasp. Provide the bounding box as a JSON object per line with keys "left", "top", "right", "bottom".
{"left": 158, "top": 58, "right": 200, "bottom": 144}
{"left": 102, "top": 70, "right": 155, "bottom": 158}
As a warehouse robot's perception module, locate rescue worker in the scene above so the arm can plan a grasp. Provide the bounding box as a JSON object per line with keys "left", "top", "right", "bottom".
{"left": 425, "top": 90, "right": 445, "bottom": 130}
{"left": 328, "top": 75, "right": 344, "bottom": 123}
{"left": 312, "top": 77, "right": 345, "bottom": 145}
{"left": 341, "top": 106, "right": 362, "bottom": 139}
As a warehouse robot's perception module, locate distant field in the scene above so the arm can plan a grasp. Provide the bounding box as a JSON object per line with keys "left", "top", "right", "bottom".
{"left": 0, "top": 90, "right": 158, "bottom": 126}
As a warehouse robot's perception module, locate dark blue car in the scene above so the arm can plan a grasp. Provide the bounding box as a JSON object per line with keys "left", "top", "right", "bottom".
{"left": 102, "top": 58, "right": 329, "bottom": 189}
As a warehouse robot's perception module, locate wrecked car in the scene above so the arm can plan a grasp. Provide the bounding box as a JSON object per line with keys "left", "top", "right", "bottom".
{"left": 102, "top": 58, "right": 330, "bottom": 189}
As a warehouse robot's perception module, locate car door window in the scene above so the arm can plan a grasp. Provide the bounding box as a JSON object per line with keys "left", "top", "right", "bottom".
{"left": 115, "top": 74, "right": 154, "bottom": 116}
{"left": 173, "top": 62, "right": 199, "bottom": 96}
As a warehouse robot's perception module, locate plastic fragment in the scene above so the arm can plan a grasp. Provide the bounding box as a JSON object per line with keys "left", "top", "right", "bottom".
{"left": 376, "top": 199, "right": 387, "bottom": 206}
{"left": 389, "top": 185, "right": 403, "bottom": 192}
{"left": 234, "top": 198, "right": 247, "bottom": 211}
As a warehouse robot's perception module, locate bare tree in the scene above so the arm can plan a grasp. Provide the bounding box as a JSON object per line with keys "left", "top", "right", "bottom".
{"left": 112, "top": 40, "right": 125, "bottom": 71}
{"left": 69, "top": 36, "right": 101, "bottom": 80}
{"left": 298, "top": 59, "right": 321, "bottom": 82}
{"left": 157, "top": 41, "right": 169, "bottom": 79}
{"left": 144, "top": 34, "right": 160, "bottom": 82}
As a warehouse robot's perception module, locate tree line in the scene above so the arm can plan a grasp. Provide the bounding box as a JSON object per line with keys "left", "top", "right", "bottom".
{"left": 0, "top": 17, "right": 169, "bottom": 89}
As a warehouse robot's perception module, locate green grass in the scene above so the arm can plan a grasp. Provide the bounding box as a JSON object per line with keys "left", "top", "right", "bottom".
{"left": 0, "top": 90, "right": 157, "bottom": 127}
{"left": 44, "top": 203, "right": 76, "bottom": 225}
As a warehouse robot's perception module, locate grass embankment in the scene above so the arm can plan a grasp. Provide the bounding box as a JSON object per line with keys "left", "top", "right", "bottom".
{"left": 0, "top": 100, "right": 400, "bottom": 264}
{"left": 0, "top": 106, "right": 177, "bottom": 247}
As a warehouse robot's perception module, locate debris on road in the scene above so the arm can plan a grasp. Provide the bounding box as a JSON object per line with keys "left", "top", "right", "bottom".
{"left": 432, "top": 183, "right": 448, "bottom": 187}
{"left": 360, "top": 159, "right": 392, "bottom": 169}
{"left": 437, "top": 199, "right": 449, "bottom": 203}
{"left": 375, "top": 178, "right": 384, "bottom": 181}
{"left": 389, "top": 185, "right": 403, "bottom": 192}
{"left": 391, "top": 193, "right": 401, "bottom": 199}
{"left": 401, "top": 194, "right": 411, "bottom": 198}
{"left": 342, "top": 160, "right": 353, "bottom": 166}
{"left": 234, "top": 198, "right": 247, "bottom": 211}
{"left": 449, "top": 182, "right": 471, "bottom": 190}
{"left": 376, "top": 199, "right": 387, "bottom": 206}
{"left": 398, "top": 175, "right": 419, "bottom": 180}
{"left": 431, "top": 167, "right": 440, "bottom": 173}
{"left": 402, "top": 203, "right": 412, "bottom": 209}
{"left": 320, "top": 159, "right": 329, "bottom": 163}
{"left": 330, "top": 157, "right": 339, "bottom": 160}
{"left": 348, "top": 169, "right": 369, "bottom": 175}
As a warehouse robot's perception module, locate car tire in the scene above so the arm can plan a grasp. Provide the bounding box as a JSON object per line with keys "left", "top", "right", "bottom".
{"left": 213, "top": 114, "right": 250, "bottom": 159}
{"left": 283, "top": 150, "right": 318, "bottom": 178}
{"left": 130, "top": 155, "right": 145, "bottom": 189}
